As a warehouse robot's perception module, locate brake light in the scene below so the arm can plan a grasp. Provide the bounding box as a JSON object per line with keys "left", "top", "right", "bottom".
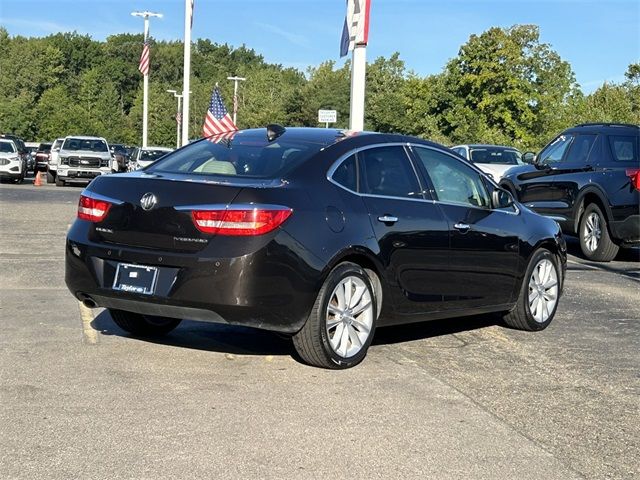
{"left": 77, "top": 194, "right": 112, "bottom": 222}
{"left": 191, "top": 207, "right": 292, "bottom": 236}
{"left": 626, "top": 168, "right": 640, "bottom": 191}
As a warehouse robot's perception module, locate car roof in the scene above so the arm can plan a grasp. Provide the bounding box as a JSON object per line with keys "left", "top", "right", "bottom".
{"left": 0, "top": 138, "right": 16, "bottom": 145}
{"left": 64, "top": 135, "right": 107, "bottom": 141}
{"left": 142, "top": 146, "right": 172, "bottom": 151}
{"left": 454, "top": 144, "right": 520, "bottom": 150}
{"left": 565, "top": 123, "right": 640, "bottom": 135}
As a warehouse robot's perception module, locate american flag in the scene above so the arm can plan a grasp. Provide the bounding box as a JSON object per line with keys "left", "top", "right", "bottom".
{"left": 202, "top": 86, "right": 237, "bottom": 137}
{"left": 138, "top": 40, "right": 150, "bottom": 76}
{"left": 340, "top": 0, "right": 371, "bottom": 57}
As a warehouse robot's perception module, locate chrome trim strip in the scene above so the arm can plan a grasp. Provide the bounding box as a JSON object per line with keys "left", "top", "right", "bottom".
{"left": 81, "top": 190, "right": 125, "bottom": 205}
{"left": 326, "top": 142, "right": 520, "bottom": 216}
{"left": 543, "top": 215, "right": 566, "bottom": 222}
{"left": 174, "top": 203, "right": 291, "bottom": 211}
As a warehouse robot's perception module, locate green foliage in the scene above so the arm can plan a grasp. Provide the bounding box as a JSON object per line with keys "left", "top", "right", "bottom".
{"left": 0, "top": 25, "right": 636, "bottom": 150}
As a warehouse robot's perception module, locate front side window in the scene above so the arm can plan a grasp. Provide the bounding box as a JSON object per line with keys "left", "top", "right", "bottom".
{"left": 563, "top": 134, "right": 597, "bottom": 164}
{"left": 332, "top": 154, "right": 357, "bottom": 192}
{"left": 539, "top": 134, "right": 574, "bottom": 164}
{"left": 414, "top": 147, "right": 491, "bottom": 208}
{"left": 608, "top": 135, "right": 638, "bottom": 162}
{"left": 358, "top": 146, "right": 422, "bottom": 199}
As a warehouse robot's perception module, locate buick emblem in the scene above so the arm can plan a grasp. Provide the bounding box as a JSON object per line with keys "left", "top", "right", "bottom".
{"left": 140, "top": 192, "right": 157, "bottom": 211}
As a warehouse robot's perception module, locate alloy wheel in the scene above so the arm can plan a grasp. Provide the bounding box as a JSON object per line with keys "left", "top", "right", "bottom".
{"left": 583, "top": 212, "right": 602, "bottom": 252}
{"left": 528, "top": 258, "right": 559, "bottom": 323}
{"left": 326, "top": 276, "right": 374, "bottom": 358}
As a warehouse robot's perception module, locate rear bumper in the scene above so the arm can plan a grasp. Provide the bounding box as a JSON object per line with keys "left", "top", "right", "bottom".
{"left": 611, "top": 214, "right": 640, "bottom": 246}
{"left": 65, "top": 222, "right": 321, "bottom": 334}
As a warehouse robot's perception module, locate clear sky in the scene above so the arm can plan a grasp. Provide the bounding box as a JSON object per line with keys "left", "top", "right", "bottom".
{"left": 1, "top": 0, "right": 639, "bottom": 92}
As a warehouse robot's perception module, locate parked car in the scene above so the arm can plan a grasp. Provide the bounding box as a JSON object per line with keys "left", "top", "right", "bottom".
{"left": 47, "top": 137, "right": 65, "bottom": 183}
{"left": 24, "top": 141, "right": 39, "bottom": 172}
{"left": 452, "top": 144, "right": 524, "bottom": 181}
{"left": 56, "top": 136, "right": 112, "bottom": 187}
{"left": 0, "top": 138, "right": 25, "bottom": 183}
{"left": 500, "top": 123, "right": 639, "bottom": 261}
{"left": 34, "top": 142, "right": 52, "bottom": 172}
{"left": 128, "top": 146, "right": 173, "bottom": 170}
{"left": 66, "top": 126, "right": 566, "bottom": 369}
{"left": 1, "top": 134, "right": 29, "bottom": 175}
{"left": 109, "top": 143, "right": 128, "bottom": 172}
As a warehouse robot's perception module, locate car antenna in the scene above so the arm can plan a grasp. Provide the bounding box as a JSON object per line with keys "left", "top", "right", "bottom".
{"left": 266, "top": 124, "right": 286, "bottom": 142}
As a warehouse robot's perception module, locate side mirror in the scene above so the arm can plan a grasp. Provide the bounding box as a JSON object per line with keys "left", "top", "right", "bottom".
{"left": 492, "top": 188, "right": 515, "bottom": 209}
{"left": 522, "top": 152, "right": 536, "bottom": 164}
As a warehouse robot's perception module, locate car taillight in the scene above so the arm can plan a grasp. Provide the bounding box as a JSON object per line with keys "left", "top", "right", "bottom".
{"left": 191, "top": 207, "right": 292, "bottom": 236}
{"left": 78, "top": 194, "right": 112, "bottom": 222}
{"left": 626, "top": 168, "right": 640, "bottom": 191}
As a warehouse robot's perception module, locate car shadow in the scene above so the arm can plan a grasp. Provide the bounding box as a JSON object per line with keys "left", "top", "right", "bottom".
{"left": 92, "top": 309, "right": 501, "bottom": 361}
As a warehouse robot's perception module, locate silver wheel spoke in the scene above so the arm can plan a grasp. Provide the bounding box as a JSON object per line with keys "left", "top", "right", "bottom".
{"left": 335, "top": 286, "right": 346, "bottom": 311}
{"left": 347, "top": 325, "right": 362, "bottom": 349}
{"left": 326, "top": 316, "right": 341, "bottom": 329}
{"left": 529, "top": 289, "right": 539, "bottom": 305}
{"left": 343, "top": 278, "right": 353, "bottom": 309}
{"left": 543, "top": 278, "right": 558, "bottom": 289}
{"left": 349, "top": 284, "right": 366, "bottom": 309}
{"left": 330, "top": 322, "right": 345, "bottom": 350}
{"left": 337, "top": 323, "right": 350, "bottom": 357}
{"left": 352, "top": 299, "right": 372, "bottom": 316}
{"left": 351, "top": 317, "right": 371, "bottom": 335}
{"left": 327, "top": 305, "right": 342, "bottom": 316}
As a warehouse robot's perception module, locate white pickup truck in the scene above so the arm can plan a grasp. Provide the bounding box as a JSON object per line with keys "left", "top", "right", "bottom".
{"left": 55, "top": 136, "right": 113, "bottom": 187}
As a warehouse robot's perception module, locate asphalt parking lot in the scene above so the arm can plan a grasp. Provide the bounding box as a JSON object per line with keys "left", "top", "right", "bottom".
{"left": 1, "top": 177, "right": 638, "bottom": 480}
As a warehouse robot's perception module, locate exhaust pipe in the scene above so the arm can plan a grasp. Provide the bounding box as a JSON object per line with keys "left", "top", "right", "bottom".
{"left": 82, "top": 298, "right": 97, "bottom": 309}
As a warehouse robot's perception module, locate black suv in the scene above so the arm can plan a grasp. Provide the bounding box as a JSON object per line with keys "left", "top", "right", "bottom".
{"left": 500, "top": 123, "right": 639, "bottom": 261}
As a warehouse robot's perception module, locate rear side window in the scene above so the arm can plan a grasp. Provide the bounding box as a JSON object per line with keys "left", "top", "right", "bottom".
{"left": 564, "top": 135, "right": 597, "bottom": 163}
{"left": 358, "top": 146, "right": 421, "bottom": 199}
{"left": 149, "top": 137, "right": 321, "bottom": 178}
{"left": 332, "top": 154, "right": 357, "bottom": 192}
{"left": 608, "top": 135, "right": 638, "bottom": 163}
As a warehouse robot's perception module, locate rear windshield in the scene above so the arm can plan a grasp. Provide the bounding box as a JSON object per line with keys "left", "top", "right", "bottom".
{"left": 469, "top": 147, "right": 522, "bottom": 165}
{"left": 149, "top": 136, "right": 322, "bottom": 178}
{"left": 140, "top": 149, "right": 170, "bottom": 162}
{"left": 0, "top": 141, "right": 16, "bottom": 153}
{"left": 63, "top": 138, "right": 108, "bottom": 152}
{"left": 38, "top": 143, "right": 52, "bottom": 152}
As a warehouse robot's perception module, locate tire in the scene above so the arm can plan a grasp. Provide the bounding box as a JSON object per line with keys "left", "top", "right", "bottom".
{"left": 109, "top": 309, "right": 182, "bottom": 336}
{"left": 578, "top": 203, "right": 619, "bottom": 262}
{"left": 292, "top": 262, "right": 378, "bottom": 369}
{"left": 46, "top": 170, "right": 55, "bottom": 183}
{"left": 503, "top": 248, "right": 561, "bottom": 331}
{"left": 55, "top": 176, "right": 65, "bottom": 187}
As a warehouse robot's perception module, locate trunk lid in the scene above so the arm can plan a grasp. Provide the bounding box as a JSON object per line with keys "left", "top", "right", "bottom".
{"left": 86, "top": 172, "right": 251, "bottom": 252}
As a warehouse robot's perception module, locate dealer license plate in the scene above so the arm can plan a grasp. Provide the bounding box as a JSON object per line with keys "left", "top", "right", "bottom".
{"left": 112, "top": 263, "right": 158, "bottom": 295}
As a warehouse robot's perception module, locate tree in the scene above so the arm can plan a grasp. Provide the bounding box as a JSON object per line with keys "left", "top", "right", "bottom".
{"left": 430, "top": 25, "right": 578, "bottom": 149}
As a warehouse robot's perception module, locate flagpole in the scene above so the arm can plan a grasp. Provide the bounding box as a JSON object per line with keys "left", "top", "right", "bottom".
{"left": 132, "top": 11, "right": 162, "bottom": 148}
{"left": 227, "top": 76, "right": 246, "bottom": 126}
{"left": 181, "top": 0, "right": 193, "bottom": 147}
{"left": 142, "top": 17, "right": 149, "bottom": 147}
{"left": 349, "top": 44, "right": 366, "bottom": 131}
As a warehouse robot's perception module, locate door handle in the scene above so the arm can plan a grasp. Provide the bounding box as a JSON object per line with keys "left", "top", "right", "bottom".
{"left": 378, "top": 215, "right": 398, "bottom": 224}
{"left": 454, "top": 222, "right": 471, "bottom": 232}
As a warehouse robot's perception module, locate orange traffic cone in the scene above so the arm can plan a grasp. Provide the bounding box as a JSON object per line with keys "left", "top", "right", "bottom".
{"left": 33, "top": 171, "right": 42, "bottom": 186}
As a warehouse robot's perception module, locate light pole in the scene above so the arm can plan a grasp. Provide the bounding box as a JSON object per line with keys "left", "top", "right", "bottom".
{"left": 131, "top": 10, "right": 163, "bottom": 147}
{"left": 226, "top": 76, "right": 246, "bottom": 126}
{"left": 181, "top": 0, "right": 194, "bottom": 147}
{"left": 166, "top": 90, "right": 183, "bottom": 149}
